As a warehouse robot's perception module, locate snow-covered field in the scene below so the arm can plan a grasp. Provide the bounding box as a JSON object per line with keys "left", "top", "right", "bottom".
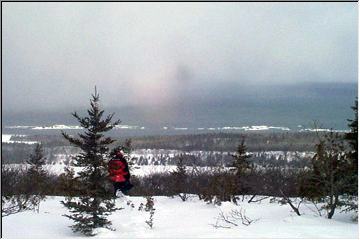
{"left": 43, "top": 164, "right": 180, "bottom": 177}
{"left": 5, "top": 163, "right": 219, "bottom": 177}
{"left": 2, "top": 195, "right": 358, "bottom": 238}
{"left": 2, "top": 134, "right": 39, "bottom": 144}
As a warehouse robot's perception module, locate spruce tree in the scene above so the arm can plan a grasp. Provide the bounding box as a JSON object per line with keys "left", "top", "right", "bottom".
{"left": 302, "top": 132, "right": 348, "bottom": 219}
{"left": 344, "top": 99, "right": 358, "bottom": 189}
{"left": 171, "top": 155, "right": 188, "bottom": 201}
{"left": 300, "top": 101, "right": 358, "bottom": 219}
{"left": 25, "top": 143, "right": 48, "bottom": 212}
{"left": 231, "top": 138, "right": 252, "bottom": 176}
{"left": 27, "top": 143, "right": 46, "bottom": 167}
{"left": 343, "top": 99, "right": 358, "bottom": 213}
{"left": 61, "top": 88, "right": 121, "bottom": 236}
{"left": 231, "top": 137, "right": 252, "bottom": 200}
{"left": 345, "top": 99, "right": 358, "bottom": 161}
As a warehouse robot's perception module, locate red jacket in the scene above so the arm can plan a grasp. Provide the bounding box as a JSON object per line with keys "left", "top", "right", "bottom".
{"left": 108, "top": 158, "right": 130, "bottom": 183}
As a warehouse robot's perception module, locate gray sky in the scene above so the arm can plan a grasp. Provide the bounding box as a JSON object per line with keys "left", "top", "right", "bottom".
{"left": 3, "top": 2, "right": 358, "bottom": 113}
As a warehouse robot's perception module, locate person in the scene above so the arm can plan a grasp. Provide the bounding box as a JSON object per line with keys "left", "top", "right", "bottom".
{"left": 108, "top": 150, "right": 133, "bottom": 197}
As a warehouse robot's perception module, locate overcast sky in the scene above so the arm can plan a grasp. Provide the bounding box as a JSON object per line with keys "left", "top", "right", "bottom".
{"left": 3, "top": 2, "right": 358, "bottom": 113}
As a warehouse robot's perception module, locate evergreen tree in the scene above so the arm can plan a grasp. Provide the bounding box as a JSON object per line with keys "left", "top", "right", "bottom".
{"left": 344, "top": 99, "right": 358, "bottom": 186}
{"left": 27, "top": 143, "right": 46, "bottom": 166}
{"left": 300, "top": 101, "right": 358, "bottom": 219}
{"left": 61, "top": 88, "right": 121, "bottom": 236}
{"left": 345, "top": 99, "right": 358, "bottom": 162}
{"left": 171, "top": 155, "right": 188, "bottom": 201}
{"left": 231, "top": 138, "right": 252, "bottom": 176}
{"left": 175, "top": 155, "right": 187, "bottom": 178}
{"left": 301, "top": 132, "right": 348, "bottom": 219}
{"left": 58, "top": 166, "right": 81, "bottom": 198}
{"left": 25, "top": 143, "right": 48, "bottom": 212}
{"left": 343, "top": 99, "right": 358, "bottom": 213}
{"left": 231, "top": 138, "right": 253, "bottom": 199}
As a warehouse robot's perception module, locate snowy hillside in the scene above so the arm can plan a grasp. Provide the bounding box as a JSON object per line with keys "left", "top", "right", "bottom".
{"left": 2, "top": 195, "right": 358, "bottom": 238}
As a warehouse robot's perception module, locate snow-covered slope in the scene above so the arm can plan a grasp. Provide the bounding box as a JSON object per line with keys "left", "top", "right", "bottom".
{"left": 2, "top": 195, "right": 358, "bottom": 238}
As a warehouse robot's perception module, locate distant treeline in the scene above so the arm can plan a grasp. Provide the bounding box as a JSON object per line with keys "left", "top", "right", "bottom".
{"left": 10, "top": 131, "right": 327, "bottom": 151}
{"left": 129, "top": 132, "right": 326, "bottom": 151}
{"left": 2, "top": 132, "right": 328, "bottom": 164}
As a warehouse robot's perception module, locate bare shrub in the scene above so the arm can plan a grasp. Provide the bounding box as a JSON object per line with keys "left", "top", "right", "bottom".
{"left": 138, "top": 196, "right": 155, "bottom": 229}
{"left": 1, "top": 166, "right": 36, "bottom": 216}
{"left": 197, "top": 166, "right": 237, "bottom": 205}
{"left": 213, "top": 208, "right": 258, "bottom": 228}
{"left": 2, "top": 195, "right": 37, "bottom": 217}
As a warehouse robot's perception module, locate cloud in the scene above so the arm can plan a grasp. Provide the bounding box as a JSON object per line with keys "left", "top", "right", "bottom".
{"left": 2, "top": 2, "right": 357, "bottom": 113}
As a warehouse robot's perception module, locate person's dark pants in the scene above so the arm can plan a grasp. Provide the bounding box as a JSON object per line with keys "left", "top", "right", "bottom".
{"left": 113, "top": 180, "right": 133, "bottom": 196}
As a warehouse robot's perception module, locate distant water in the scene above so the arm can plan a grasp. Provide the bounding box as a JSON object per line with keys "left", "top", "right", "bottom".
{"left": 3, "top": 82, "right": 357, "bottom": 137}
{"left": 1, "top": 124, "right": 350, "bottom": 139}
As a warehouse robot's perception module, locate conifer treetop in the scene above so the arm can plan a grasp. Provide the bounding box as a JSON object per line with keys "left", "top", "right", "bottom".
{"left": 61, "top": 88, "right": 121, "bottom": 149}
{"left": 27, "top": 143, "right": 46, "bottom": 166}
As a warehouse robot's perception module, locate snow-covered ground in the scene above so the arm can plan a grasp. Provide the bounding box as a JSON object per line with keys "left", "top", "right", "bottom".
{"left": 2, "top": 195, "right": 358, "bottom": 238}
{"left": 2, "top": 134, "right": 39, "bottom": 144}
{"left": 5, "top": 163, "right": 220, "bottom": 177}
{"left": 43, "top": 164, "right": 180, "bottom": 177}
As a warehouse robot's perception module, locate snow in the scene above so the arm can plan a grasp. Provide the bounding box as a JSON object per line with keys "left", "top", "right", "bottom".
{"left": 32, "top": 125, "right": 83, "bottom": 130}
{"left": 4, "top": 124, "right": 349, "bottom": 132}
{"left": 2, "top": 195, "right": 358, "bottom": 238}
{"left": 12, "top": 164, "right": 213, "bottom": 177}
{"left": 2, "top": 134, "right": 12, "bottom": 142}
{"left": 41, "top": 164, "right": 180, "bottom": 177}
{"left": 299, "top": 128, "right": 350, "bottom": 133}
{"left": 114, "top": 125, "right": 145, "bottom": 130}
{"left": 5, "top": 125, "right": 36, "bottom": 129}
{"left": 15, "top": 124, "right": 147, "bottom": 130}
{"left": 174, "top": 127, "right": 188, "bottom": 130}
{"left": 205, "top": 126, "right": 291, "bottom": 131}
{"left": 2, "top": 134, "right": 39, "bottom": 144}
{"left": 242, "top": 125, "right": 291, "bottom": 131}
{"left": 131, "top": 165, "right": 177, "bottom": 176}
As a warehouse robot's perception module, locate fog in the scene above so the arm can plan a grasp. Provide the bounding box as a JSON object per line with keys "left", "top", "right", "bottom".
{"left": 3, "top": 3, "right": 357, "bottom": 119}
